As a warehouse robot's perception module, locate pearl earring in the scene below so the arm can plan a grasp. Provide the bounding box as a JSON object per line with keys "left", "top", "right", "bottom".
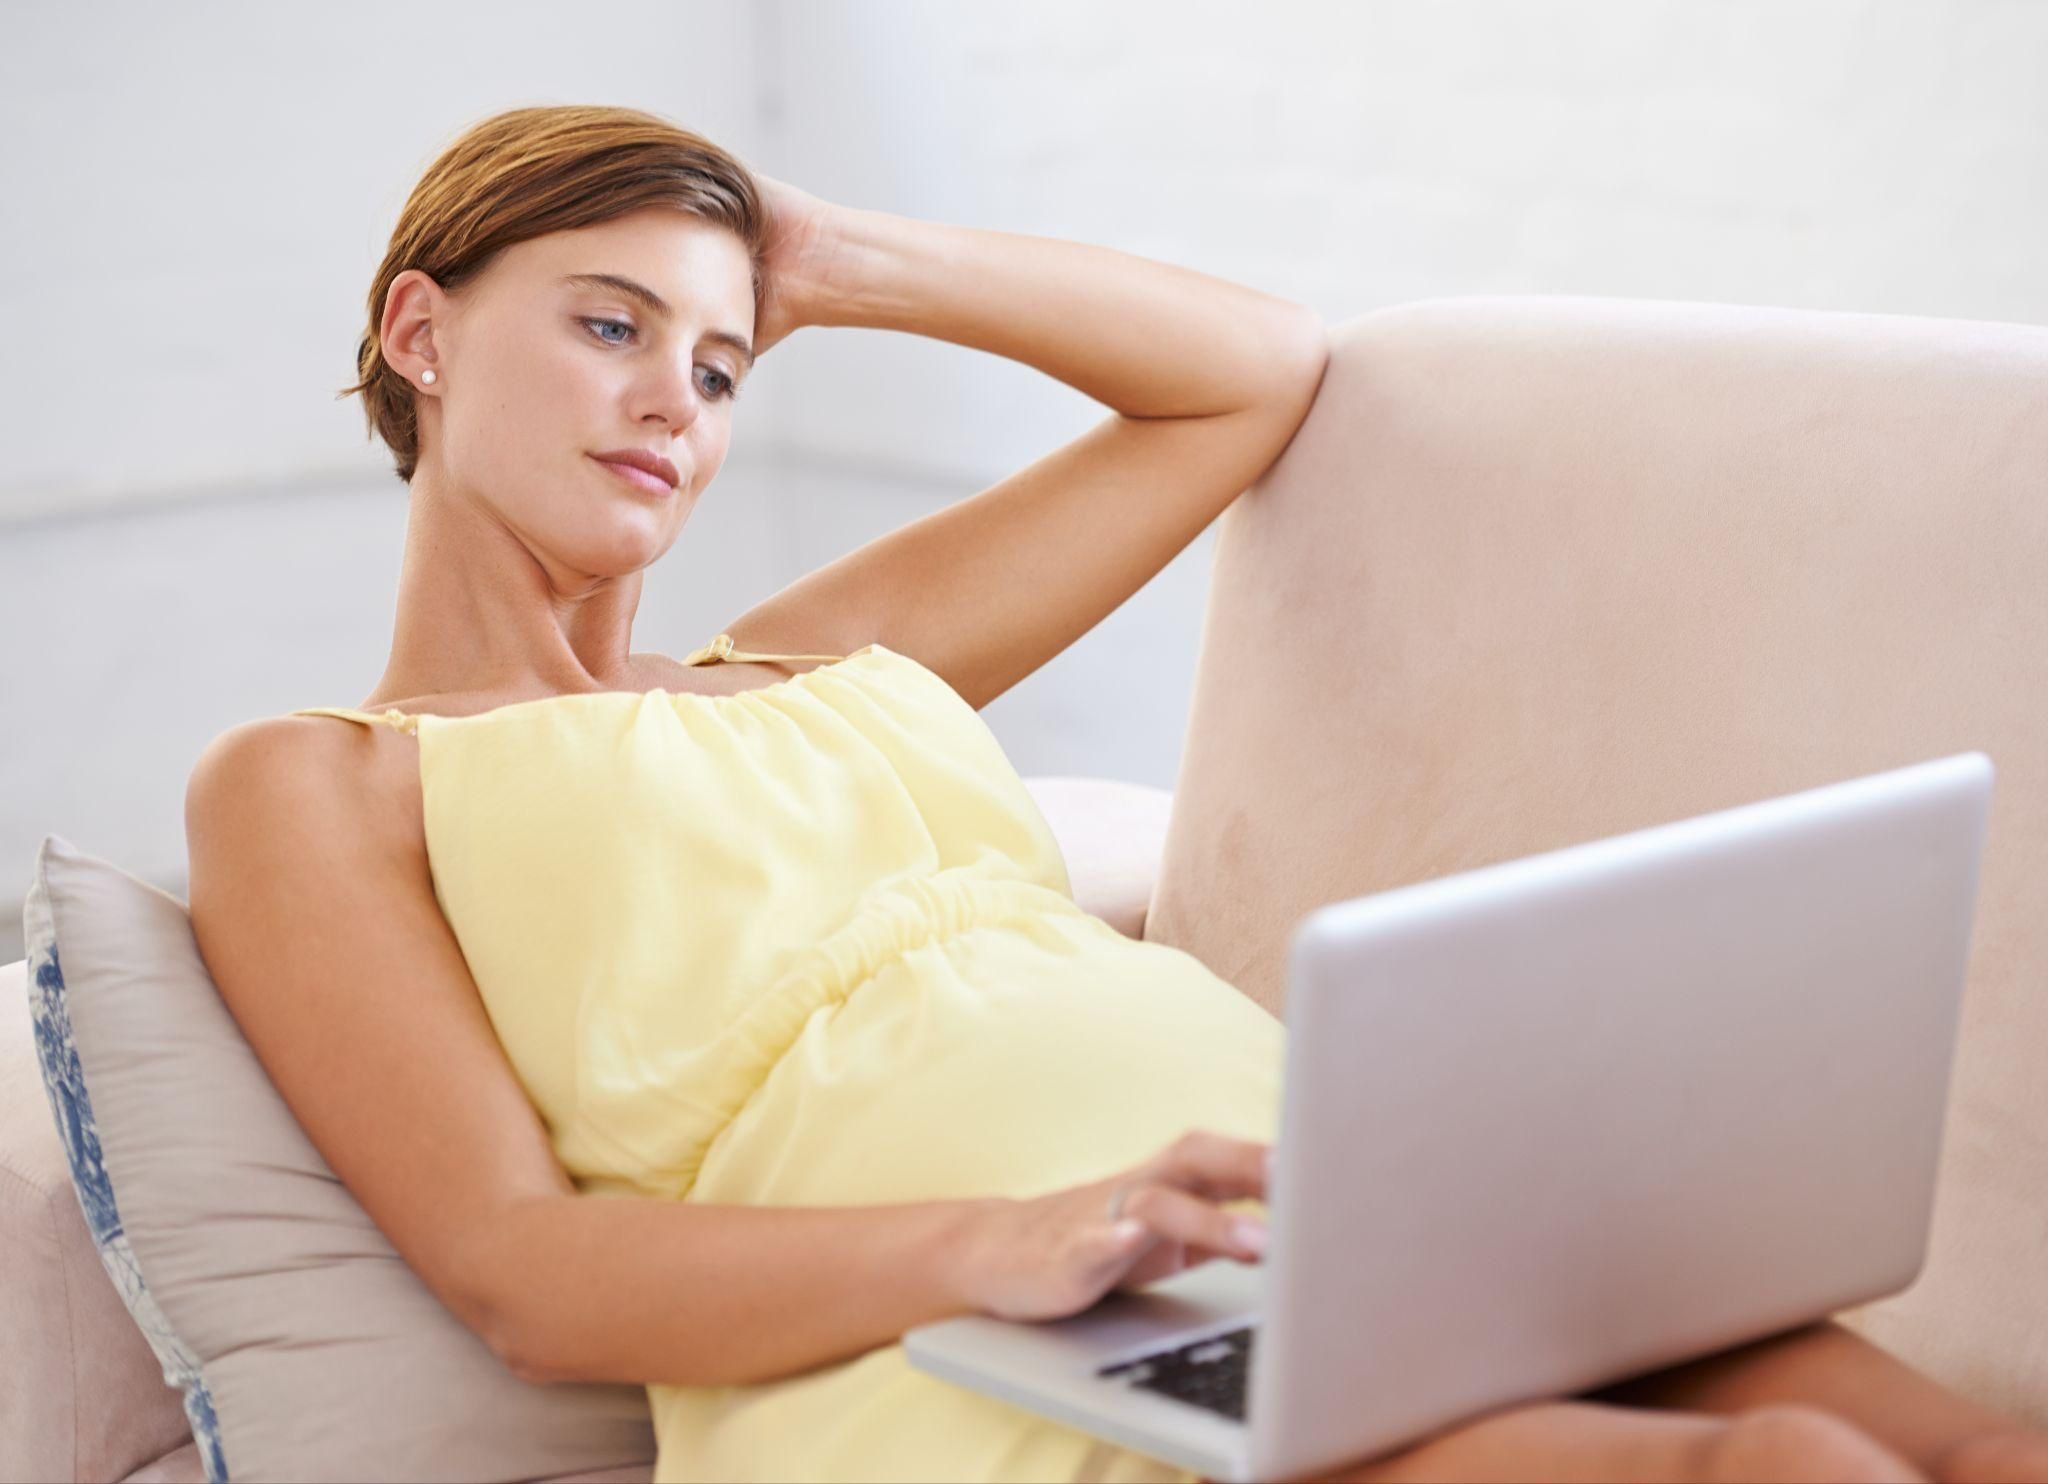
{"left": 421, "top": 369, "right": 437, "bottom": 385}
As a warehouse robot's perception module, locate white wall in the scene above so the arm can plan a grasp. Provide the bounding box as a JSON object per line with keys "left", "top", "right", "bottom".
{"left": 5, "top": 0, "right": 2046, "bottom": 960}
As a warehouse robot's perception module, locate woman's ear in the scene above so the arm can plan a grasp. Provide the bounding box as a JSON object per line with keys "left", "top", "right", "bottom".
{"left": 382, "top": 270, "right": 445, "bottom": 389}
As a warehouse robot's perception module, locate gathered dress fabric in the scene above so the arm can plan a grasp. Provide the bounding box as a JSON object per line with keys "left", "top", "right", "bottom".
{"left": 291, "top": 634, "right": 1284, "bottom": 1484}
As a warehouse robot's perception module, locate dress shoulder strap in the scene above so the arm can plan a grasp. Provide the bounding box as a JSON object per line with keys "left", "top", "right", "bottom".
{"left": 681, "top": 631, "right": 849, "bottom": 667}
{"left": 287, "top": 705, "right": 421, "bottom": 736}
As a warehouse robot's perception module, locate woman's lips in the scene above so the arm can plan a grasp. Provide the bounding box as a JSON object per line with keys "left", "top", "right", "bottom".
{"left": 592, "top": 455, "right": 673, "bottom": 497}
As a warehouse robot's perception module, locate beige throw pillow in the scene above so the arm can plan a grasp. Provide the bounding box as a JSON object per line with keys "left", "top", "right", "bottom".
{"left": 21, "top": 833, "right": 657, "bottom": 1482}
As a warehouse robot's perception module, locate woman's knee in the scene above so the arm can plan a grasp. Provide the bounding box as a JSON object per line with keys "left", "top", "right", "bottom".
{"left": 1285, "top": 1398, "right": 1720, "bottom": 1483}
{"left": 1704, "top": 1404, "right": 1927, "bottom": 1483}
{"left": 1926, "top": 1427, "right": 2048, "bottom": 1484}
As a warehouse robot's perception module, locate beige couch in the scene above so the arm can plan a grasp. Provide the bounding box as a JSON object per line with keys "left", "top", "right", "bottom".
{"left": 7, "top": 293, "right": 2043, "bottom": 1481}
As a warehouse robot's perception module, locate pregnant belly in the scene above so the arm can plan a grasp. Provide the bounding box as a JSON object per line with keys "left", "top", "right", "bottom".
{"left": 687, "top": 909, "right": 1286, "bottom": 1210}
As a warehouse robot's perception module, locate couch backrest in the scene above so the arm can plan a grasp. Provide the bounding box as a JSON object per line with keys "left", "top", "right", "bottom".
{"left": 1146, "top": 293, "right": 2048, "bottom": 1425}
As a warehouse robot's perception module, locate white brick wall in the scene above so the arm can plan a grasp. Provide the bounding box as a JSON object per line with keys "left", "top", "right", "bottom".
{"left": 5, "top": 0, "right": 2044, "bottom": 956}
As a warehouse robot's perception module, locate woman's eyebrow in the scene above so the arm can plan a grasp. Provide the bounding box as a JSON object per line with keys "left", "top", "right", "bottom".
{"left": 558, "top": 271, "right": 755, "bottom": 370}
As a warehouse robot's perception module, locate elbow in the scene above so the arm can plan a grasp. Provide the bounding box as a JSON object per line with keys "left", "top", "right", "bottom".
{"left": 452, "top": 1250, "right": 574, "bottom": 1385}
{"left": 477, "top": 1292, "right": 569, "bottom": 1386}
{"left": 1245, "top": 310, "right": 1329, "bottom": 425}
{"left": 454, "top": 1199, "right": 584, "bottom": 1385}
{"left": 1291, "top": 313, "right": 1332, "bottom": 399}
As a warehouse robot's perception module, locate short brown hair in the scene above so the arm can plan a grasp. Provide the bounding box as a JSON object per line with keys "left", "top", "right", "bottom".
{"left": 338, "top": 105, "right": 766, "bottom": 484}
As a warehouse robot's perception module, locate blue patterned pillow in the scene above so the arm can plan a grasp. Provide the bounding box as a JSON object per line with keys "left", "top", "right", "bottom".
{"left": 20, "top": 833, "right": 656, "bottom": 1483}
{"left": 25, "top": 862, "right": 229, "bottom": 1481}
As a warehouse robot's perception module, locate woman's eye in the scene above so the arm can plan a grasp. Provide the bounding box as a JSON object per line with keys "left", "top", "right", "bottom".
{"left": 582, "top": 316, "right": 636, "bottom": 346}
{"left": 580, "top": 318, "right": 740, "bottom": 401}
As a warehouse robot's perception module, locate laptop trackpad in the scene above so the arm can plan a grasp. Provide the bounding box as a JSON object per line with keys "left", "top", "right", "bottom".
{"left": 909, "top": 1258, "right": 1263, "bottom": 1374}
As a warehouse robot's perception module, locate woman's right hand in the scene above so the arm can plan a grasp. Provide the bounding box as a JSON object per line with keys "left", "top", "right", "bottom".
{"left": 957, "top": 1131, "right": 1273, "bottom": 1323}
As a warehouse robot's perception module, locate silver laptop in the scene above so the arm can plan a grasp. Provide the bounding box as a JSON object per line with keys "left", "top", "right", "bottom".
{"left": 905, "top": 751, "right": 1994, "bottom": 1484}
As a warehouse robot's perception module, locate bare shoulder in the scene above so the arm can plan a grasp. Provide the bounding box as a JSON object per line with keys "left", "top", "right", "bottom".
{"left": 180, "top": 713, "right": 575, "bottom": 1367}
{"left": 186, "top": 713, "right": 424, "bottom": 883}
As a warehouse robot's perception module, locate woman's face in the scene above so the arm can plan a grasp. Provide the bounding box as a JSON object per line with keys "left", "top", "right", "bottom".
{"left": 395, "top": 206, "right": 757, "bottom": 578}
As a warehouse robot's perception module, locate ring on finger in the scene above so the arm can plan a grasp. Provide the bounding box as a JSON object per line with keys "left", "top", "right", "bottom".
{"left": 1106, "top": 1183, "right": 1135, "bottom": 1222}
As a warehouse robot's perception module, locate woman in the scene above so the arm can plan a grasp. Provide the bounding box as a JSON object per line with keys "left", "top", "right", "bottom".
{"left": 244, "top": 104, "right": 2048, "bottom": 1482}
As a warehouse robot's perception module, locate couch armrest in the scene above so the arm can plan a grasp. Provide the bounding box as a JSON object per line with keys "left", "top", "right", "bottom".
{"left": 1019, "top": 776, "right": 1173, "bottom": 940}
{"left": 1150, "top": 294, "right": 2048, "bottom": 1423}
{"left": 2, "top": 958, "right": 194, "bottom": 1484}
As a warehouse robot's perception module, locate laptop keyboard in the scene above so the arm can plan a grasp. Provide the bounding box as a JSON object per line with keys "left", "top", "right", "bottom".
{"left": 1096, "top": 1323, "right": 1256, "bottom": 1422}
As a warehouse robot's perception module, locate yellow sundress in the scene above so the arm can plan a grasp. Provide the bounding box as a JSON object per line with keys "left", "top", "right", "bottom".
{"left": 291, "top": 632, "right": 1284, "bottom": 1484}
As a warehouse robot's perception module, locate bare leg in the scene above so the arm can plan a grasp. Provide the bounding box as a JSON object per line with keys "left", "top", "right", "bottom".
{"left": 1199, "top": 1319, "right": 2046, "bottom": 1483}
{"left": 1258, "top": 1396, "right": 1926, "bottom": 1483}
{"left": 1584, "top": 1319, "right": 2048, "bottom": 1483}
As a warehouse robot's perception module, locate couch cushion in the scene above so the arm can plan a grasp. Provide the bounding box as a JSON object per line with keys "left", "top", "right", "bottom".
{"left": 1020, "top": 775, "right": 1173, "bottom": 939}
{"left": 2, "top": 958, "right": 192, "bottom": 1484}
{"left": 21, "top": 834, "right": 657, "bottom": 1481}
{"left": 119, "top": 1439, "right": 656, "bottom": 1484}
